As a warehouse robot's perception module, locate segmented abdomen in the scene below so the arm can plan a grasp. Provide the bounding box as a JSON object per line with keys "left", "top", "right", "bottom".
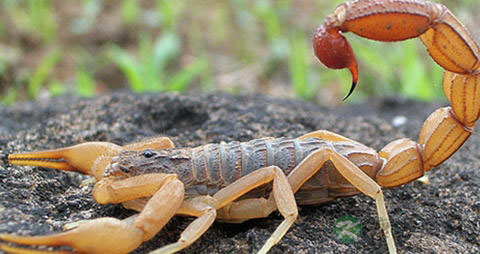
{"left": 190, "top": 138, "right": 309, "bottom": 185}
{"left": 186, "top": 137, "right": 380, "bottom": 203}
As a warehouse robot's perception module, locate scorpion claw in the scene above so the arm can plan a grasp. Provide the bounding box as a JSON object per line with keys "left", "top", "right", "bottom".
{"left": 0, "top": 242, "right": 73, "bottom": 254}
{"left": 0, "top": 218, "right": 144, "bottom": 254}
{"left": 7, "top": 142, "right": 122, "bottom": 176}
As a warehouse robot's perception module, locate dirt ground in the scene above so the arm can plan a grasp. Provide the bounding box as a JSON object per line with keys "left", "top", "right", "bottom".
{"left": 0, "top": 92, "right": 478, "bottom": 254}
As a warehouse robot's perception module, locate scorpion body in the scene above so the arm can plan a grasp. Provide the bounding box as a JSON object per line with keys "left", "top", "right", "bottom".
{"left": 1, "top": 0, "right": 479, "bottom": 253}
{"left": 112, "top": 137, "right": 380, "bottom": 205}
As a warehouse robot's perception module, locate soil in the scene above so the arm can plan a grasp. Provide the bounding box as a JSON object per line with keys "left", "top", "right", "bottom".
{"left": 0, "top": 92, "right": 478, "bottom": 254}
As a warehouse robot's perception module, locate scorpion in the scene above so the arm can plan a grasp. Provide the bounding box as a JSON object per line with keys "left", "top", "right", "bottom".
{"left": 0, "top": 0, "right": 479, "bottom": 253}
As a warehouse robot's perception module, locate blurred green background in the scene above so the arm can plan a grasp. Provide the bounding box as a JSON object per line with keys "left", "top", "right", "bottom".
{"left": 0, "top": 0, "right": 478, "bottom": 106}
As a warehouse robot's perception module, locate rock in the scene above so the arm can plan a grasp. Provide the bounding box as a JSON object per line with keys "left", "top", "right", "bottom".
{"left": 0, "top": 92, "right": 478, "bottom": 253}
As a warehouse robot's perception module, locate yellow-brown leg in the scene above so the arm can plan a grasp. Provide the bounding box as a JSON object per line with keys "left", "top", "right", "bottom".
{"left": 299, "top": 130, "right": 394, "bottom": 246}
{"left": 149, "top": 198, "right": 217, "bottom": 254}
{"left": 216, "top": 129, "right": 396, "bottom": 254}
{"left": 216, "top": 198, "right": 276, "bottom": 223}
{"left": 193, "top": 166, "right": 297, "bottom": 254}
{"left": 216, "top": 196, "right": 296, "bottom": 254}
{"left": 125, "top": 197, "right": 274, "bottom": 224}
{"left": 287, "top": 147, "right": 396, "bottom": 254}
{"left": 122, "top": 198, "right": 149, "bottom": 212}
{"left": 0, "top": 173, "right": 184, "bottom": 254}
{"left": 215, "top": 166, "right": 298, "bottom": 253}
{"left": 122, "top": 166, "right": 296, "bottom": 254}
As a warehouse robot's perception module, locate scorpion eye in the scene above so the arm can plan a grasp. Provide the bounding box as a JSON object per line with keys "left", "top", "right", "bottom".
{"left": 143, "top": 150, "right": 155, "bottom": 158}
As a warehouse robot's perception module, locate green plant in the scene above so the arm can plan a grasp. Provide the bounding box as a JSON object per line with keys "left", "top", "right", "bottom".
{"left": 27, "top": 50, "right": 62, "bottom": 99}
{"left": 76, "top": 68, "right": 96, "bottom": 97}
{"left": 253, "top": 0, "right": 287, "bottom": 60}
{"left": 71, "top": 0, "right": 102, "bottom": 35}
{"left": 48, "top": 80, "right": 66, "bottom": 97}
{"left": 156, "top": 0, "right": 185, "bottom": 31}
{"left": 0, "top": 0, "right": 473, "bottom": 104}
{"left": 121, "top": 0, "right": 140, "bottom": 25}
{"left": 288, "top": 30, "right": 312, "bottom": 100}
{"left": 347, "top": 37, "right": 443, "bottom": 100}
{"left": 109, "top": 32, "right": 208, "bottom": 93}
{"left": 5, "top": 0, "right": 58, "bottom": 42}
{"left": 1, "top": 87, "right": 18, "bottom": 105}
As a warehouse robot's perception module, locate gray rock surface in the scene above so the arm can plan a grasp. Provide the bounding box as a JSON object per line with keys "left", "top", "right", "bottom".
{"left": 0, "top": 92, "right": 478, "bottom": 254}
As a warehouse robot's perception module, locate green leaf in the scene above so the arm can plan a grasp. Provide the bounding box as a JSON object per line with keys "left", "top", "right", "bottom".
{"left": 76, "top": 68, "right": 96, "bottom": 97}
{"left": 109, "top": 46, "right": 144, "bottom": 92}
{"left": 153, "top": 32, "right": 181, "bottom": 71}
{"left": 156, "top": 0, "right": 184, "bottom": 31}
{"left": 253, "top": 0, "right": 282, "bottom": 42}
{"left": 48, "top": 80, "right": 66, "bottom": 97}
{"left": 27, "top": 50, "right": 62, "bottom": 99}
{"left": 139, "top": 33, "right": 160, "bottom": 91}
{"left": 121, "top": 0, "right": 139, "bottom": 25}
{"left": 288, "top": 31, "right": 310, "bottom": 99}
{"left": 1, "top": 87, "right": 18, "bottom": 105}
{"left": 167, "top": 57, "right": 208, "bottom": 91}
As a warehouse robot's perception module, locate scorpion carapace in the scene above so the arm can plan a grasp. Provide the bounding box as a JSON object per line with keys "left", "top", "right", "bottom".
{"left": 1, "top": 0, "right": 479, "bottom": 254}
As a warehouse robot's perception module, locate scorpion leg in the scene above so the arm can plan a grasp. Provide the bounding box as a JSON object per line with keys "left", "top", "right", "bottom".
{"left": 216, "top": 198, "right": 276, "bottom": 223}
{"left": 122, "top": 197, "right": 149, "bottom": 212}
{"left": 148, "top": 198, "right": 217, "bottom": 254}
{"left": 178, "top": 166, "right": 295, "bottom": 254}
{"left": 287, "top": 147, "right": 395, "bottom": 254}
{"left": 131, "top": 166, "right": 296, "bottom": 254}
{"left": 0, "top": 173, "right": 184, "bottom": 254}
{"left": 214, "top": 166, "right": 297, "bottom": 254}
{"left": 297, "top": 130, "right": 395, "bottom": 253}
{"left": 214, "top": 133, "right": 395, "bottom": 253}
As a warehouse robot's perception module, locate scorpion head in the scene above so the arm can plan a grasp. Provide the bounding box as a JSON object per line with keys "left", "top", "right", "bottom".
{"left": 103, "top": 148, "right": 190, "bottom": 179}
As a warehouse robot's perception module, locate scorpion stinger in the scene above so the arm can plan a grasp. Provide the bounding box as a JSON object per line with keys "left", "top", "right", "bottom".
{"left": 313, "top": 24, "right": 359, "bottom": 100}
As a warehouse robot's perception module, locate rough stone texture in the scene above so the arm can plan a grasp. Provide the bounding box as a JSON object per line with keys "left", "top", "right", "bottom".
{"left": 0, "top": 92, "right": 478, "bottom": 254}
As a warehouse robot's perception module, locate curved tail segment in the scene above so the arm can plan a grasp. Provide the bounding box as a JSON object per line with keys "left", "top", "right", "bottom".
{"left": 313, "top": 0, "right": 480, "bottom": 100}
{"left": 316, "top": 1, "right": 480, "bottom": 253}
{"left": 313, "top": 25, "right": 358, "bottom": 101}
